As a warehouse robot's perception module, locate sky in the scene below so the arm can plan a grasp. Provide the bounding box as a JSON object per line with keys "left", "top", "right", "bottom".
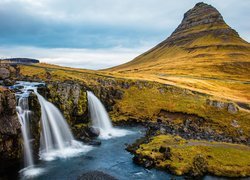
{"left": 0, "top": 0, "right": 249, "bottom": 69}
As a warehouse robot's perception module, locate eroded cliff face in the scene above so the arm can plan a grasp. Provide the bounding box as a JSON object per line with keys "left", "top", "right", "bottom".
{"left": 166, "top": 2, "right": 242, "bottom": 46}
{"left": 0, "top": 88, "right": 21, "bottom": 171}
{"left": 45, "top": 81, "right": 89, "bottom": 139}
{"left": 0, "top": 64, "right": 20, "bottom": 86}
{"left": 37, "top": 76, "right": 248, "bottom": 145}
{"left": 0, "top": 86, "right": 41, "bottom": 174}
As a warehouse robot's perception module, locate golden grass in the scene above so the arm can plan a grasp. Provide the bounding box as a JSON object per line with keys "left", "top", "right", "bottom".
{"left": 136, "top": 134, "right": 250, "bottom": 177}
{"left": 18, "top": 63, "right": 250, "bottom": 137}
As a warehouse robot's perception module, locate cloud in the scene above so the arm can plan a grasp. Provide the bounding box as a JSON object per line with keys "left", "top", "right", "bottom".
{"left": 0, "top": 0, "right": 249, "bottom": 49}
{"left": 0, "top": 0, "right": 249, "bottom": 69}
{"left": 0, "top": 46, "right": 150, "bottom": 69}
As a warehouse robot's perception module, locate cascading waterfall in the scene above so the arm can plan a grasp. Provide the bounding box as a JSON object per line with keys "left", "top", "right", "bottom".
{"left": 13, "top": 82, "right": 92, "bottom": 178}
{"left": 36, "top": 92, "right": 74, "bottom": 152}
{"left": 16, "top": 95, "right": 34, "bottom": 168}
{"left": 34, "top": 89, "right": 91, "bottom": 161}
{"left": 87, "top": 91, "right": 130, "bottom": 139}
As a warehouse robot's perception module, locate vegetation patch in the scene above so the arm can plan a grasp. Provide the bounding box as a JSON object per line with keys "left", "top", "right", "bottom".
{"left": 135, "top": 134, "right": 250, "bottom": 177}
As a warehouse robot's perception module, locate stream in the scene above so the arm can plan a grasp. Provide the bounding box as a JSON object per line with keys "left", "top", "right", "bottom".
{"left": 20, "top": 126, "right": 180, "bottom": 180}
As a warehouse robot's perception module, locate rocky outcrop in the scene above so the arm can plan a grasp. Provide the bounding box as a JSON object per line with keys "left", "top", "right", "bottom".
{"left": 47, "top": 81, "right": 88, "bottom": 126}
{"left": 78, "top": 171, "right": 117, "bottom": 180}
{"left": 44, "top": 81, "right": 93, "bottom": 139}
{"left": 206, "top": 99, "right": 239, "bottom": 114}
{"left": 0, "top": 64, "right": 20, "bottom": 86}
{"left": 0, "top": 88, "right": 21, "bottom": 172}
{"left": 27, "top": 93, "right": 41, "bottom": 157}
{"left": 0, "top": 58, "right": 39, "bottom": 64}
{"left": 164, "top": 2, "right": 241, "bottom": 46}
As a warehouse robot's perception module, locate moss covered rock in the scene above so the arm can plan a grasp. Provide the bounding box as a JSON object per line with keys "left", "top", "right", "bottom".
{"left": 133, "top": 134, "right": 250, "bottom": 177}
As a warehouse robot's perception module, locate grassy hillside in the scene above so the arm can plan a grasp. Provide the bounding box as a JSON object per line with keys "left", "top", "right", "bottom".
{"left": 105, "top": 3, "right": 250, "bottom": 103}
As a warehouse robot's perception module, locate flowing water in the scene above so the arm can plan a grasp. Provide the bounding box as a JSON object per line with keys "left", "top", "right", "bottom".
{"left": 87, "top": 91, "right": 130, "bottom": 139}
{"left": 21, "top": 126, "right": 183, "bottom": 180}
{"left": 10, "top": 82, "right": 228, "bottom": 180}
{"left": 16, "top": 95, "right": 34, "bottom": 168}
{"left": 13, "top": 82, "right": 92, "bottom": 178}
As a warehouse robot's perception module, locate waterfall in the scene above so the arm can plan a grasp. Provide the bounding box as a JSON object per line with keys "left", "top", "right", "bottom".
{"left": 16, "top": 95, "right": 34, "bottom": 168}
{"left": 36, "top": 93, "right": 74, "bottom": 152}
{"left": 13, "top": 82, "right": 92, "bottom": 178}
{"left": 87, "top": 91, "right": 130, "bottom": 139}
{"left": 34, "top": 90, "right": 92, "bottom": 161}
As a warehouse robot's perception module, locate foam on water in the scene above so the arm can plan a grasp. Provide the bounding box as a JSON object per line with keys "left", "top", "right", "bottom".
{"left": 39, "top": 140, "right": 93, "bottom": 161}
{"left": 98, "top": 128, "right": 132, "bottom": 140}
{"left": 19, "top": 166, "right": 44, "bottom": 179}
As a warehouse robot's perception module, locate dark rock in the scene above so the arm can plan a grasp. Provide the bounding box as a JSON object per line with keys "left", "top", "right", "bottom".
{"left": 78, "top": 171, "right": 117, "bottom": 180}
{"left": 159, "top": 146, "right": 166, "bottom": 153}
{"left": 0, "top": 68, "right": 10, "bottom": 79}
{"left": 3, "top": 79, "right": 15, "bottom": 86}
{"left": 82, "top": 139, "right": 101, "bottom": 146}
{"left": 114, "top": 89, "right": 123, "bottom": 99}
{"left": 86, "top": 127, "right": 100, "bottom": 138}
{"left": 0, "top": 89, "right": 22, "bottom": 171}
{"left": 133, "top": 154, "right": 154, "bottom": 168}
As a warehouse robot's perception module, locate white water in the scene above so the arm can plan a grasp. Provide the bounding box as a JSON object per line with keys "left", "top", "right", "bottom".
{"left": 87, "top": 91, "right": 131, "bottom": 139}
{"left": 16, "top": 96, "right": 34, "bottom": 168}
{"left": 14, "top": 82, "right": 92, "bottom": 178}
{"left": 34, "top": 90, "right": 92, "bottom": 161}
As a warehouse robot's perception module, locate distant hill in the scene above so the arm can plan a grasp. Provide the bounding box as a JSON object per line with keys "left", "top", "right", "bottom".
{"left": 107, "top": 2, "right": 250, "bottom": 81}
{"left": 0, "top": 58, "right": 39, "bottom": 64}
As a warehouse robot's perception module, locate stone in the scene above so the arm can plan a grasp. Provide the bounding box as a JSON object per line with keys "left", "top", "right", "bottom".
{"left": 0, "top": 68, "right": 10, "bottom": 79}
{"left": 231, "top": 120, "right": 240, "bottom": 128}
{"left": 78, "top": 171, "right": 117, "bottom": 180}
{"left": 86, "top": 127, "right": 100, "bottom": 137}
{"left": 228, "top": 103, "right": 238, "bottom": 114}
{"left": 3, "top": 79, "right": 15, "bottom": 86}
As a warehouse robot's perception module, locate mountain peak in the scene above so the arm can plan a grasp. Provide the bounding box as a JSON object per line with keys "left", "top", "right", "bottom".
{"left": 180, "top": 2, "right": 224, "bottom": 31}
{"left": 108, "top": 2, "right": 250, "bottom": 79}
{"left": 164, "top": 2, "right": 240, "bottom": 46}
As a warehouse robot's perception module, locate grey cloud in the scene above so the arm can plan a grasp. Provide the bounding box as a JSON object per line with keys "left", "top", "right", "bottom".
{"left": 0, "top": 0, "right": 249, "bottom": 69}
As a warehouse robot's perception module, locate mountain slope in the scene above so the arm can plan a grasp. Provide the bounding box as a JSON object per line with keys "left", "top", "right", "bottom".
{"left": 107, "top": 2, "right": 250, "bottom": 81}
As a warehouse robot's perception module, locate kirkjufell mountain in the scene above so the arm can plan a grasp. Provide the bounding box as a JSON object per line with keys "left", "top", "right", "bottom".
{"left": 108, "top": 2, "right": 250, "bottom": 81}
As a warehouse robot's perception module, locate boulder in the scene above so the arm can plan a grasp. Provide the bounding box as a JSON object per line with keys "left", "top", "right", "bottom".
{"left": 0, "top": 68, "right": 10, "bottom": 79}
{"left": 78, "top": 171, "right": 117, "bottom": 180}
{"left": 227, "top": 103, "right": 238, "bottom": 114}
{"left": 86, "top": 127, "right": 100, "bottom": 137}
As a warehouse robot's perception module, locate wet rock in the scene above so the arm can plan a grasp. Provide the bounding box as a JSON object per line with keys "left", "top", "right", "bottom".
{"left": 87, "top": 127, "right": 100, "bottom": 137}
{"left": 82, "top": 138, "right": 101, "bottom": 146}
{"left": 78, "top": 170, "right": 117, "bottom": 180}
{"left": 133, "top": 154, "right": 155, "bottom": 168}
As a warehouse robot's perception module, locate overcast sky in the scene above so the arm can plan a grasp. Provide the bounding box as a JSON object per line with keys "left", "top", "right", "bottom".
{"left": 0, "top": 0, "right": 249, "bottom": 69}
